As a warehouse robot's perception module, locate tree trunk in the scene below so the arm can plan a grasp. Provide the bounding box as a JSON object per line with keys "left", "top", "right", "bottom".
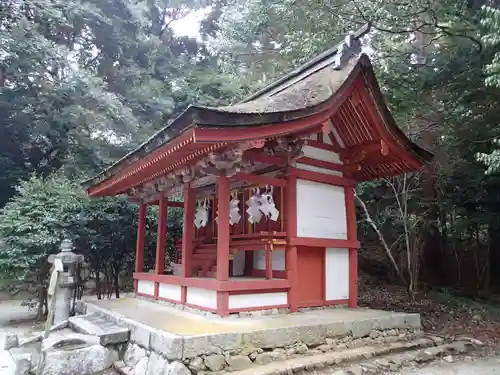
{"left": 356, "top": 193, "right": 407, "bottom": 286}
{"left": 114, "top": 271, "right": 120, "bottom": 299}
{"left": 36, "top": 286, "right": 47, "bottom": 321}
{"left": 95, "top": 269, "right": 102, "bottom": 299}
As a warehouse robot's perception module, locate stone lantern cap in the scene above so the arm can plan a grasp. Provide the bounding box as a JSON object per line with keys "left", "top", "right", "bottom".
{"left": 48, "top": 239, "right": 84, "bottom": 265}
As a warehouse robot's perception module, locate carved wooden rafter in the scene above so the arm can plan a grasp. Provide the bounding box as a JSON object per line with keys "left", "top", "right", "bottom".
{"left": 127, "top": 136, "right": 307, "bottom": 202}
{"left": 340, "top": 139, "right": 389, "bottom": 166}
{"left": 263, "top": 136, "right": 307, "bottom": 162}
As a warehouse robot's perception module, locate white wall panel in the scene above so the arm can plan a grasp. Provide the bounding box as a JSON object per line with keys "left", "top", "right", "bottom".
{"left": 186, "top": 287, "right": 217, "bottom": 309}
{"left": 296, "top": 162, "right": 343, "bottom": 177}
{"left": 325, "top": 248, "right": 349, "bottom": 300}
{"left": 253, "top": 250, "right": 285, "bottom": 271}
{"left": 158, "top": 283, "right": 181, "bottom": 301}
{"left": 302, "top": 145, "right": 341, "bottom": 163}
{"left": 296, "top": 179, "right": 347, "bottom": 239}
{"left": 137, "top": 280, "right": 155, "bottom": 296}
{"left": 228, "top": 292, "right": 288, "bottom": 309}
{"left": 232, "top": 250, "right": 246, "bottom": 276}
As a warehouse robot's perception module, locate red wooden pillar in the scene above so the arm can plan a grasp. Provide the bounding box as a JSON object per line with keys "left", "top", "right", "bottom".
{"left": 216, "top": 176, "right": 230, "bottom": 316}
{"left": 155, "top": 192, "right": 167, "bottom": 274}
{"left": 134, "top": 202, "right": 147, "bottom": 292}
{"left": 285, "top": 173, "right": 299, "bottom": 311}
{"left": 265, "top": 243, "right": 273, "bottom": 280}
{"left": 181, "top": 184, "right": 195, "bottom": 277}
{"left": 181, "top": 183, "right": 195, "bottom": 304}
{"left": 244, "top": 251, "right": 253, "bottom": 276}
{"left": 345, "top": 186, "right": 358, "bottom": 308}
{"left": 216, "top": 175, "right": 230, "bottom": 281}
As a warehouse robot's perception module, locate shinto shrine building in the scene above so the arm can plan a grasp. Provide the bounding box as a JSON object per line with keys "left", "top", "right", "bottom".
{"left": 83, "top": 24, "right": 432, "bottom": 316}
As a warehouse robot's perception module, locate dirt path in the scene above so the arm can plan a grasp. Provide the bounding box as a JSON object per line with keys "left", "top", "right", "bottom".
{"left": 0, "top": 300, "right": 41, "bottom": 375}
{"left": 396, "top": 356, "right": 500, "bottom": 375}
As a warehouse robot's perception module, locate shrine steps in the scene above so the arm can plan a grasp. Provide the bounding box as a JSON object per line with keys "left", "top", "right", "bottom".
{"left": 68, "top": 314, "right": 130, "bottom": 346}
{"left": 227, "top": 337, "right": 482, "bottom": 375}
{"left": 192, "top": 243, "right": 217, "bottom": 277}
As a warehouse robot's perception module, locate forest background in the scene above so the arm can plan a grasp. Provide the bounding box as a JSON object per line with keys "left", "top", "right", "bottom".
{"left": 3, "top": 0, "right": 500, "bottom": 329}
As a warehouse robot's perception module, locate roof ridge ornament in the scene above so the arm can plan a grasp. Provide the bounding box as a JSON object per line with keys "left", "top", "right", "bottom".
{"left": 333, "top": 23, "right": 371, "bottom": 71}
{"left": 333, "top": 35, "right": 362, "bottom": 70}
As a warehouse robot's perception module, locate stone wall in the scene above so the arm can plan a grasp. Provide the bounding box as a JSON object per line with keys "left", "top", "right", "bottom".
{"left": 120, "top": 327, "right": 422, "bottom": 375}
{"left": 81, "top": 301, "right": 423, "bottom": 375}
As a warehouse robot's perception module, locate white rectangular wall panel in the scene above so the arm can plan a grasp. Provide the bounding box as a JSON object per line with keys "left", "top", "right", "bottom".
{"left": 296, "top": 179, "right": 347, "bottom": 239}
{"left": 325, "top": 248, "right": 349, "bottom": 300}
{"left": 232, "top": 250, "right": 246, "bottom": 276}
{"left": 158, "top": 283, "right": 181, "bottom": 302}
{"left": 296, "top": 162, "right": 343, "bottom": 177}
{"left": 186, "top": 287, "right": 217, "bottom": 309}
{"left": 137, "top": 280, "right": 155, "bottom": 296}
{"left": 302, "top": 145, "right": 342, "bottom": 163}
{"left": 228, "top": 292, "right": 288, "bottom": 309}
{"left": 253, "top": 250, "right": 285, "bottom": 271}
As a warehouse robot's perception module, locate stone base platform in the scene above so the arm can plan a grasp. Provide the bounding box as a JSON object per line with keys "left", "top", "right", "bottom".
{"left": 77, "top": 296, "right": 423, "bottom": 375}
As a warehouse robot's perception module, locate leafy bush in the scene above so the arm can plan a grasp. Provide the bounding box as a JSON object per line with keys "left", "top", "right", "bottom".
{"left": 0, "top": 173, "right": 182, "bottom": 317}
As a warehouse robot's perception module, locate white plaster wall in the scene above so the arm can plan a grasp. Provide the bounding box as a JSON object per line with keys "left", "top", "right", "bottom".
{"left": 232, "top": 250, "right": 246, "bottom": 276}
{"left": 158, "top": 283, "right": 181, "bottom": 302}
{"left": 331, "top": 125, "right": 346, "bottom": 148}
{"left": 137, "top": 280, "right": 155, "bottom": 296}
{"left": 186, "top": 287, "right": 217, "bottom": 309}
{"left": 228, "top": 292, "right": 288, "bottom": 309}
{"left": 296, "top": 179, "right": 347, "bottom": 239}
{"left": 325, "top": 248, "right": 349, "bottom": 300}
{"left": 296, "top": 162, "right": 343, "bottom": 177}
{"left": 253, "top": 250, "right": 285, "bottom": 271}
{"left": 302, "top": 145, "right": 342, "bottom": 164}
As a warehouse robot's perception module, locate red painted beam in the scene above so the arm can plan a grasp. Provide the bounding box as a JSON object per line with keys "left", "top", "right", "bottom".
{"left": 289, "top": 167, "right": 356, "bottom": 187}
{"left": 289, "top": 237, "right": 360, "bottom": 248}
{"left": 243, "top": 151, "right": 288, "bottom": 167}
{"left": 296, "top": 157, "right": 345, "bottom": 172}
{"left": 307, "top": 140, "right": 340, "bottom": 152}
{"left": 218, "top": 278, "right": 290, "bottom": 291}
{"left": 340, "top": 140, "right": 388, "bottom": 160}
{"left": 231, "top": 171, "right": 288, "bottom": 187}
{"left": 88, "top": 129, "right": 195, "bottom": 197}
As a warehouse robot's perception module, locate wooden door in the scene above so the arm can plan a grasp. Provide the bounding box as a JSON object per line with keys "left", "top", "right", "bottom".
{"left": 296, "top": 246, "right": 324, "bottom": 307}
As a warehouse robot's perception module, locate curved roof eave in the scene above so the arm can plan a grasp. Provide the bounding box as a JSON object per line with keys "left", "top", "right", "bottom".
{"left": 83, "top": 54, "right": 433, "bottom": 191}
{"left": 356, "top": 55, "right": 433, "bottom": 164}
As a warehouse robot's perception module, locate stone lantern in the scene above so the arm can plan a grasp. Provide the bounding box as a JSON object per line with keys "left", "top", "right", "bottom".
{"left": 48, "top": 239, "right": 84, "bottom": 324}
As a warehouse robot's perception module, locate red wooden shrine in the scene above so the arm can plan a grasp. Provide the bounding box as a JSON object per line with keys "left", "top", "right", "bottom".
{"left": 83, "top": 24, "right": 432, "bottom": 316}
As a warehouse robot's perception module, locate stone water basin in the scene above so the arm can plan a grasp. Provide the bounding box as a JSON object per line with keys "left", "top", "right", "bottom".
{"left": 41, "top": 330, "right": 118, "bottom": 375}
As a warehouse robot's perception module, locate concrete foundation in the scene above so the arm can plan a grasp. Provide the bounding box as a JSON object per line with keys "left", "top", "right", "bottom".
{"left": 78, "top": 297, "right": 422, "bottom": 365}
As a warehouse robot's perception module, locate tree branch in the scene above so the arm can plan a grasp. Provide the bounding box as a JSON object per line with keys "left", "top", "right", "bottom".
{"left": 355, "top": 191, "right": 407, "bottom": 285}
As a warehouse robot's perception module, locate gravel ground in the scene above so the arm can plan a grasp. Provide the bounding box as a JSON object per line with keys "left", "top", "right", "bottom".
{"left": 1, "top": 300, "right": 500, "bottom": 375}
{"left": 0, "top": 300, "right": 41, "bottom": 375}
{"left": 397, "top": 356, "right": 500, "bottom": 375}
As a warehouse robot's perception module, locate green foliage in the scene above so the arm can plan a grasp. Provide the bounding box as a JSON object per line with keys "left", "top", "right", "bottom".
{"left": 0, "top": 174, "right": 84, "bottom": 286}
{"left": 482, "top": 5, "right": 500, "bottom": 87}
{"left": 6, "top": 0, "right": 500, "bottom": 299}
{"left": 0, "top": 0, "right": 253, "bottom": 208}
{"left": 211, "top": 0, "right": 500, "bottom": 293}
